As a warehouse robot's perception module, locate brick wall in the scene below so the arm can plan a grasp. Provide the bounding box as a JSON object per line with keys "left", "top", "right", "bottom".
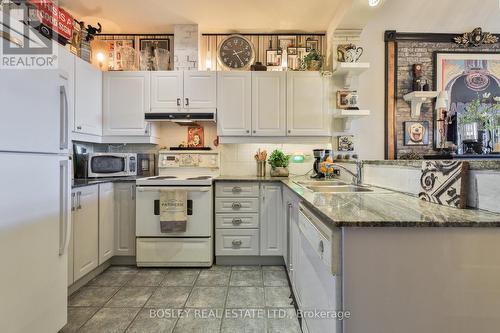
{"left": 395, "top": 41, "right": 499, "bottom": 158}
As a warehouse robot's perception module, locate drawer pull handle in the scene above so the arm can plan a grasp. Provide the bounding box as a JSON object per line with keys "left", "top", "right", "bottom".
{"left": 232, "top": 186, "right": 242, "bottom": 193}
{"left": 232, "top": 218, "right": 243, "bottom": 225}
{"left": 232, "top": 202, "right": 242, "bottom": 210}
{"left": 232, "top": 240, "right": 242, "bottom": 247}
{"left": 319, "top": 240, "right": 324, "bottom": 254}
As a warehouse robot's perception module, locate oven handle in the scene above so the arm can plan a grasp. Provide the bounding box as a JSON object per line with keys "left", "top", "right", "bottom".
{"left": 136, "top": 186, "right": 211, "bottom": 192}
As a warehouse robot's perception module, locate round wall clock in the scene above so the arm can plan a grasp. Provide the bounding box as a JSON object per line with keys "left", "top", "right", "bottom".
{"left": 217, "top": 35, "right": 255, "bottom": 70}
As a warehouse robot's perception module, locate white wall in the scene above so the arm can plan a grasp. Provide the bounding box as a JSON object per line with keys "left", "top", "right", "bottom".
{"left": 352, "top": 0, "right": 500, "bottom": 159}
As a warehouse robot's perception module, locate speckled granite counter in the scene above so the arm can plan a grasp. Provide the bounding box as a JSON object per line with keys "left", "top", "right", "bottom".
{"left": 72, "top": 176, "right": 139, "bottom": 189}
{"left": 215, "top": 176, "right": 500, "bottom": 227}
{"left": 335, "top": 159, "right": 500, "bottom": 170}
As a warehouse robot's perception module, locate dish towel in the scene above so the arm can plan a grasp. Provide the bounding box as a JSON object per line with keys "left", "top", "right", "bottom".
{"left": 159, "top": 189, "right": 187, "bottom": 233}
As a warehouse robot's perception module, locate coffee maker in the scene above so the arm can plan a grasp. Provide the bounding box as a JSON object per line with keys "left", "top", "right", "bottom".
{"left": 312, "top": 149, "right": 334, "bottom": 178}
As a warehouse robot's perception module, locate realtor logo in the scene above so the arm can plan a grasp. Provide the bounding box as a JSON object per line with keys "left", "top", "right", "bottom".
{"left": 1, "top": 0, "right": 60, "bottom": 69}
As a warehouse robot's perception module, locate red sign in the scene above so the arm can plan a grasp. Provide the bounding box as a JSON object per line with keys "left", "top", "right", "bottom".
{"left": 28, "top": 0, "right": 74, "bottom": 41}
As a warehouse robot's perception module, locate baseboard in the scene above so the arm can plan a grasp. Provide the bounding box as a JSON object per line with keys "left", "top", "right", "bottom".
{"left": 68, "top": 260, "right": 111, "bottom": 296}
{"left": 215, "top": 256, "right": 284, "bottom": 266}
{"left": 110, "top": 255, "right": 137, "bottom": 266}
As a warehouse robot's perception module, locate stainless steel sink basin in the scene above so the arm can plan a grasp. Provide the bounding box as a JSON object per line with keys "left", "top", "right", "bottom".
{"left": 296, "top": 180, "right": 348, "bottom": 186}
{"left": 305, "top": 185, "right": 374, "bottom": 193}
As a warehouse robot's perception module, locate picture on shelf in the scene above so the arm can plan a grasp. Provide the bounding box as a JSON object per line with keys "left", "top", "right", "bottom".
{"left": 266, "top": 50, "right": 282, "bottom": 66}
{"left": 139, "top": 38, "right": 171, "bottom": 70}
{"left": 100, "top": 39, "right": 136, "bottom": 71}
{"left": 336, "top": 91, "right": 359, "bottom": 109}
{"left": 306, "top": 38, "right": 319, "bottom": 51}
{"left": 404, "top": 121, "right": 430, "bottom": 146}
{"left": 187, "top": 126, "right": 204, "bottom": 148}
{"left": 338, "top": 135, "right": 355, "bottom": 151}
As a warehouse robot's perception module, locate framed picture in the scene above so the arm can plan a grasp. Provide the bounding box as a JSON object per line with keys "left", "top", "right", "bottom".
{"left": 266, "top": 50, "right": 282, "bottom": 66}
{"left": 338, "top": 135, "right": 354, "bottom": 151}
{"left": 139, "top": 38, "right": 171, "bottom": 70}
{"left": 336, "top": 91, "right": 358, "bottom": 109}
{"left": 287, "top": 47, "right": 297, "bottom": 55}
{"left": 434, "top": 52, "right": 500, "bottom": 148}
{"left": 306, "top": 38, "right": 319, "bottom": 52}
{"left": 101, "top": 39, "right": 135, "bottom": 71}
{"left": 187, "top": 127, "right": 204, "bottom": 147}
{"left": 404, "top": 121, "right": 430, "bottom": 146}
{"left": 278, "top": 37, "right": 295, "bottom": 51}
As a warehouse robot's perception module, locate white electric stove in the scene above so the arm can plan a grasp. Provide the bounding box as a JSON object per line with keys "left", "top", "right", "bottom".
{"left": 135, "top": 150, "right": 219, "bottom": 267}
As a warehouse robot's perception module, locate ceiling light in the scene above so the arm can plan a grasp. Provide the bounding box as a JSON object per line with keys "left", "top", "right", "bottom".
{"left": 368, "top": 0, "right": 381, "bottom": 7}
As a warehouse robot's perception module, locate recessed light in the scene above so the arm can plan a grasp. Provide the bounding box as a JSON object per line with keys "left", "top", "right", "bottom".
{"left": 368, "top": 0, "right": 381, "bottom": 6}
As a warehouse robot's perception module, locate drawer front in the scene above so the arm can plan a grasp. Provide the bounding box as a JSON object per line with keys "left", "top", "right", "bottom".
{"left": 215, "top": 213, "right": 259, "bottom": 229}
{"left": 216, "top": 182, "right": 259, "bottom": 197}
{"left": 216, "top": 229, "right": 259, "bottom": 256}
{"left": 215, "top": 198, "right": 259, "bottom": 213}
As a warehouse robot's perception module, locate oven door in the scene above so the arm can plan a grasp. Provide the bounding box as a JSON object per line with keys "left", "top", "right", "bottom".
{"left": 136, "top": 186, "right": 213, "bottom": 237}
{"left": 88, "top": 155, "right": 130, "bottom": 177}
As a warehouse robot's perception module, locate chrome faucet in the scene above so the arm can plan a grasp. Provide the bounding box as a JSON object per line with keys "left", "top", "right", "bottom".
{"left": 325, "top": 160, "right": 363, "bottom": 185}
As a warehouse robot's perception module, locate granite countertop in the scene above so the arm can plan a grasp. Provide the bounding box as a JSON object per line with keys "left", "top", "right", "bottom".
{"left": 72, "top": 176, "right": 140, "bottom": 188}
{"left": 215, "top": 175, "right": 500, "bottom": 227}
{"left": 215, "top": 175, "right": 289, "bottom": 182}
{"left": 335, "top": 159, "right": 500, "bottom": 170}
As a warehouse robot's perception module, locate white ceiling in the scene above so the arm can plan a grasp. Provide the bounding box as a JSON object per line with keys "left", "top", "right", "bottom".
{"left": 60, "top": 0, "right": 350, "bottom": 34}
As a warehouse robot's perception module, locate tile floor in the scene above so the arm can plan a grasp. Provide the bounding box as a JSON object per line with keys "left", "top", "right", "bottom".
{"left": 61, "top": 265, "right": 302, "bottom": 333}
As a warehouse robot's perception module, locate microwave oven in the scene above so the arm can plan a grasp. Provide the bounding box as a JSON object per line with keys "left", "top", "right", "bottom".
{"left": 76, "top": 153, "right": 137, "bottom": 178}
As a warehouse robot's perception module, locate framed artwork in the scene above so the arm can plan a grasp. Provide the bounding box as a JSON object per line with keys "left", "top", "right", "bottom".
{"left": 404, "top": 121, "right": 430, "bottom": 146}
{"left": 187, "top": 127, "right": 204, "bottom": 147}
{"left": 306, "top": 38, "right": 319, "bottom": 51}
{"left": 336, "top": 91, "right": 358, "bottom": 109}
{"left": 338, "top": 135, "right": 354, "bottom": 151}
{"left": 434, "top": 52, "right": 500, "bottom": 148}
{"left": 139, "top": 38, "right": 171, "bottom": 70}
{"left": 101, "top": 39, "right": 135, "bottom": 71}
{"left": 266, "top": 50, "right": 282, "bottom": 66}
{"left": 278, "top": 37, "right": 295, "bottom": 51}
{"left": 287, "top": 47, "right": 297, "bottom": 55}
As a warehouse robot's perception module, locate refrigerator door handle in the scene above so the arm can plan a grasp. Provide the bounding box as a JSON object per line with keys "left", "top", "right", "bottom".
{"left": 59, "top": 159, "right": 71, "bottom": 256}
{"left": 59, "top": 85, "right": 69, "bottom": 150}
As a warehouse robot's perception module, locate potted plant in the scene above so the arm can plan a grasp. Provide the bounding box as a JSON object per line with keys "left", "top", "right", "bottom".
{"left": 268, "top": 150, "right": 290, "bottom": 177}
{"left": 301, "top": 49, "right": 324, "bottom": 71}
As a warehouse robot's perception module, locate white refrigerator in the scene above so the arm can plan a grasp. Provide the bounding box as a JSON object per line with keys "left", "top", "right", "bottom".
{"left": 0, "top": 69, "right": 71, "bottom": 333}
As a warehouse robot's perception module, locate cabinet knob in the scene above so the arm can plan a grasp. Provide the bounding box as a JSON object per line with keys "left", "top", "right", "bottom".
{"left": 232, "top": 202, "right": 242, "bottom": 210}
{"left": 231, "top": 186, "right": 242, "bottom": 193}
{"left": 232, "top": 218, "right": 243, "bottom": 225}
{"left": 77, "top": 126, "right": 82, "bottom": 130}
{"left": 232, "top": 239, "right": 242, "bottom": 247}
{"left": 253, "top": 130, "right": 256, "bottom": 134}
{"left": 246, "top": 130, "right": 250, "bottom": 134}
{"left": 185, "top": 98, "right": 189, "bottom": 106}
{"left": 288, "top": 130, "right": 291, "bottom": 134}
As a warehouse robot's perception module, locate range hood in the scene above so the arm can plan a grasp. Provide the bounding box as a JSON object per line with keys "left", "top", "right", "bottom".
{"left": 145, "top": 112, "right": 216, "bottom": 122}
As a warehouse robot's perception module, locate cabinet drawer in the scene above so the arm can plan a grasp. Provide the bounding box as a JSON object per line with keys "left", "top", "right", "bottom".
{"left": 216, "top": 182, "right": 259, "bottom": 197}
{"left": 215, "top": 198, "right": 259, "bottom": 213}
{"left": 216, "top": 229, "right": 259, "bottom": 256}
{"left": 215, "top": 213, "right": 259, "bottom": 228}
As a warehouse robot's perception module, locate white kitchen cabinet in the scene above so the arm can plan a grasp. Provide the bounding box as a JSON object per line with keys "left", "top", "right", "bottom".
{"left": 114, "top": 183, "right": 136, "bottom": 256}
{"left": 73, "top": 185, "right": 99, "bottom": 281}
{"left": 184, "top": 71, "right": 217, "bottom": 109}
{"left": 58, "top": 46, "right": 75, "bottom": 144}
{"left": 74, "top": 57, "right": 102, "bottom": 137}
{"left": 99, "top": 183, "right": 114, "bottom": 264}
{"left": 252, "top": 72, "right": 286, "bottom": 136}
{"left": 286, "top": 71, "right": 331, "bottom": 136}
{"left": 150, "top": 71, "right": 216, "bottom": 112}
{"left": 260, "top": 184, "right": 283, "bottom": 256}
{"left": 102, "top": 72, "right": 151, "bottom": 136}
{"left": 150, "top": 71, "right": 183, "bottom": 111}
{"left": 217, "top": 72, "right": 252, "bottom": 136}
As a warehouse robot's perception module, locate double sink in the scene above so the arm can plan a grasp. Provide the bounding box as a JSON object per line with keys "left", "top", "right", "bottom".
{"left": 295, "top": 180, "right": 375, "bottom": 193}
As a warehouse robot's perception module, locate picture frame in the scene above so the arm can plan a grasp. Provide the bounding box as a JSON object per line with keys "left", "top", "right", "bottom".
{"left": 404, "top": 121, "right": 430, "bottom": 146}
{"left": 306, "top": 38, "right": 319, "bottom": 52}
{"left": 336, "top": 91, "right": 359, "bottom": 109}
{"left": 278, "top": 37, "right": 295, "bottom": 51}
{"left": 100, "top": 38, "right": 136, "bottom": 71}
{"left": 338, "top": 135, "right": 354, "bottom": 151}
{"left": 266, "top": 50, "right": 282, "bottom": 66}
{"left": 139, "top": 38, "right": 171, "bottom": 70}
{"left": 187, "top": 126, "right": 204, "bottom": 148}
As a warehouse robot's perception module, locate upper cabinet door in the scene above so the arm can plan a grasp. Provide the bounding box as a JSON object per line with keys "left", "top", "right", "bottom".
{"left": 74, "top": 58, "right": 102, "bottom": 136}
{"left": 252, "top": 72, "right": 286, "bottom": 136}
{"left": 103, "top": 72, "right": 150, "bottom": 136}
{"left": 183, "top": 71, "right": 217, "bottom": 109}
{"left": 286, "top": 72, "right": 331, "bottom": 136}
{"left": 150, "top": 71, "right": 183, "bottom": 111}
{"left": 217, "top": 72, "right": 252, "bottom": 136}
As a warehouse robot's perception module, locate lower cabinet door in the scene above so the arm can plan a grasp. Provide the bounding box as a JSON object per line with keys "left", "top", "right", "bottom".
{"left": 73, "top": 185, "right": 99, "bottom": 281}
{"left": 114, "top": 183, "right": 136, "bottom": 256}
{"left": 99, "top": 183, "right": 114, "bottom": 264}
{"left": 216, "top": 229, "right": 260, "bottom": 256}
{"left": 260, "top": 184, "right": 283, "bottom": 256}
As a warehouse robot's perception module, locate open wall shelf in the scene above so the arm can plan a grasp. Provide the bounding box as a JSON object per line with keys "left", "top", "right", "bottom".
{"left": 333, "top": 109, "right": 371, "bottom": 131}
{"left": 403, "top": 91, "right": 439, "bottom": 118}
{"left": 333, "top": 62, "right": 370, "bottom": 88}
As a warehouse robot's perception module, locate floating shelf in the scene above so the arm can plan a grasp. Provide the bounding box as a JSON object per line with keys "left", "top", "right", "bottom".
{"left": 403, "top": 91, "right": 439, "bottom": 118}
{"left": 332, "top": 62, "right": 370, "bottom": 88}
{"left": 333, "top": 109, "right": 371, "bottom": 130}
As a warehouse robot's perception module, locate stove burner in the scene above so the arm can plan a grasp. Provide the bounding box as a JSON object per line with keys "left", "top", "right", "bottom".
{"left": 150, "top": 176, "right": 177, "bottom": 180}
{"left": 186, "top": 176, "right": 212, "bottom": 180}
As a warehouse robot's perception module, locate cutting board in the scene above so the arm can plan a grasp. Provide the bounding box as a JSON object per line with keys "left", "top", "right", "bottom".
{"left": 418, "top": 161, "right": 469, "bottom": 209}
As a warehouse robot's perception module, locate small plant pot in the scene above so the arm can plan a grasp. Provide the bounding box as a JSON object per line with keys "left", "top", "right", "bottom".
{"left": 270, "top": 167, "right": 289, "bottom": 177}
{"left": 306, "top": 60, "right": 322, "bottom": 71}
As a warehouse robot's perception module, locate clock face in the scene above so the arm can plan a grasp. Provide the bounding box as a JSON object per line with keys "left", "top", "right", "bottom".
{"left": 218, "top": 35, "right": 255, "bottom": 70}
